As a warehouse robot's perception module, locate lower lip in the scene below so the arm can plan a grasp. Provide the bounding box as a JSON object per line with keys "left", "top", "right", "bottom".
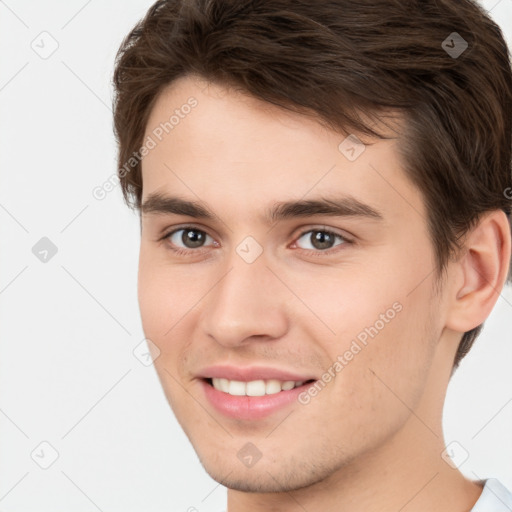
{"left": 200, "top": 379, "right": 313, "bottom": 420}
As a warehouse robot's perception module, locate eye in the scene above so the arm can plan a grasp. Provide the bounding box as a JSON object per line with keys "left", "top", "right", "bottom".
{"left": 293, "top": 228, "right": 349, "bottom": 253}
{"left": 160, "top": 225, "right": 351, "bottom": 257}
{"left": 162, "top": 226, "right": 215, "bottom": 254}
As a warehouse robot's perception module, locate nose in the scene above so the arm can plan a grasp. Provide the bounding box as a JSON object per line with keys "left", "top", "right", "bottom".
{"left": 200, "top": 247, "right": 289, "bottom": 348}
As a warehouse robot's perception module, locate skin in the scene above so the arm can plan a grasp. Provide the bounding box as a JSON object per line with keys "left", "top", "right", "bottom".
{"left": 137, "top": 74, "right": 511, "bottom": 512}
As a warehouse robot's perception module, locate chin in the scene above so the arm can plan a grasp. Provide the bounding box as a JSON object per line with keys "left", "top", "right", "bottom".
{"left": 200, "top": 464, "right": 313, "bottom": 493}
{"left": 193, "top": 443, "right": 347, "bottom": 494}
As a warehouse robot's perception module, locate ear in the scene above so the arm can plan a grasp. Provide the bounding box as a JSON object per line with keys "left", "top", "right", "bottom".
{"left": 445, "top": 210, "right": 511, "bottom": 333}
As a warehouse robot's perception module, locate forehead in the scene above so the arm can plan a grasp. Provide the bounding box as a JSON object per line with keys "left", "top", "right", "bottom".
{"left": 143, "top": 74, "right": 348, "bottom": 170}
{"left": 140, "top": 75, "right": 425, "bottom": 227}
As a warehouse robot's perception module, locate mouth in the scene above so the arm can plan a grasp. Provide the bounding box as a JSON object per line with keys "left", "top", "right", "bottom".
{"left": 204, "top": 377, "right": 316, "bottom": 397}
{"left": 199, "top": 377, "right": 318, "bottom": 420}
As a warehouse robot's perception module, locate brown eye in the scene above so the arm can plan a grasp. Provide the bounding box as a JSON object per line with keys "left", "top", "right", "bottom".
{"left": 295, "top": 229, "right": 348, "bottom": 252}
{"left": 166, "top": 227, "right": 214, "bottom": 251}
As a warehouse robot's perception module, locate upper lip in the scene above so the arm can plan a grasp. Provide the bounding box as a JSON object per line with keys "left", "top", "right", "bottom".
{"left": 197, "top": 365, "right": 317, "bottom": 382}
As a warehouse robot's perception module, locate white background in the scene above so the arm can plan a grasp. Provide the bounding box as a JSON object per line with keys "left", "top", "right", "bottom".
{"left": 0, "top": 1, "right": 511, "bottom": 510}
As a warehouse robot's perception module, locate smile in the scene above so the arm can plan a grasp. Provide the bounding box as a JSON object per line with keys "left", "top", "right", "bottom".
{"left": 210, "top": 377, "right": 309, "bottom": 396}
{"left": 200, "top": 377, "right": 317, "bottom": 420}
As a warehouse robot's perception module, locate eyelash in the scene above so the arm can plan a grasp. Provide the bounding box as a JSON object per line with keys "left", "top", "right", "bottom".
{"left": 158, "top": 225, "right": 353, "bottom": 258}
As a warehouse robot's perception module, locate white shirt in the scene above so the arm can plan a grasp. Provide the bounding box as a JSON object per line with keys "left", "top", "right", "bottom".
{"left": 470, "top": 479, "right": 512, "bottom": 511}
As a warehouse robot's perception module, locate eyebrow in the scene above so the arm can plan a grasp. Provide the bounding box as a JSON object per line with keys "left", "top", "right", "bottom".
{"left": 141, "top": 192, "right": 384, "bottom": 224}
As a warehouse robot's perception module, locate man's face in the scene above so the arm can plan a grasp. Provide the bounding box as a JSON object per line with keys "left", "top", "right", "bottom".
{"left": 138, "top": 74, "right": 446, "bottom": 492}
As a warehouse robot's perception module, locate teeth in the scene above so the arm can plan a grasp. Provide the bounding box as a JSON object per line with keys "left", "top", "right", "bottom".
{"left": 281, "top": 381, "right": 295, "bottom": 391}
{"left": 211, "top": 378, "right": 305, "bottom": 396}
{"left": 218, "top": 378, "right": 229, "bottom": 393}
{"left": 266, "top": 379, "right": 282, "bottom": 394}
{"left": 246, "top": 380, "right": 266, "bottom": 396}
{"left": 228, "top": 380, "right": 246, "bottom": 396}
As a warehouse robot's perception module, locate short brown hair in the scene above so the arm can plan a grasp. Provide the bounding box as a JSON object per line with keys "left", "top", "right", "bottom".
{"left": 112, "top": 0, "right": 512, "bottom": 368}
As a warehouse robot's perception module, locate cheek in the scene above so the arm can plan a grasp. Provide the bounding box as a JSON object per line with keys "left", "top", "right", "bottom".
{"left": 302, "top": 297, "right": 439, "bottom": 454}
{"left": 331, "top": 283, "right": 439, "bottom": 433}
{"left": 137, "top": 251, "right": 167, "bottom": 337}
{"left": 137, "top": 246, "right": 199, "bottom": 406}
{"left": 137, "top": 244, "right": 202, "bottom": 337}
{"left": 309, "top": 248, "right": 439, "bottom": 424}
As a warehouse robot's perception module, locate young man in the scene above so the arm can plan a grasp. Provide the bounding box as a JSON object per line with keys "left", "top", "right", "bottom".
{"left": 112, "top": 0, "right": 512, "bottom": 510}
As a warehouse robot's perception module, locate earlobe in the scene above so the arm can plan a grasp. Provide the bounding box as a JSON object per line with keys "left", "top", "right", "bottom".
{"left": 446, "top": 210, "right": 511, "bottom": 333}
